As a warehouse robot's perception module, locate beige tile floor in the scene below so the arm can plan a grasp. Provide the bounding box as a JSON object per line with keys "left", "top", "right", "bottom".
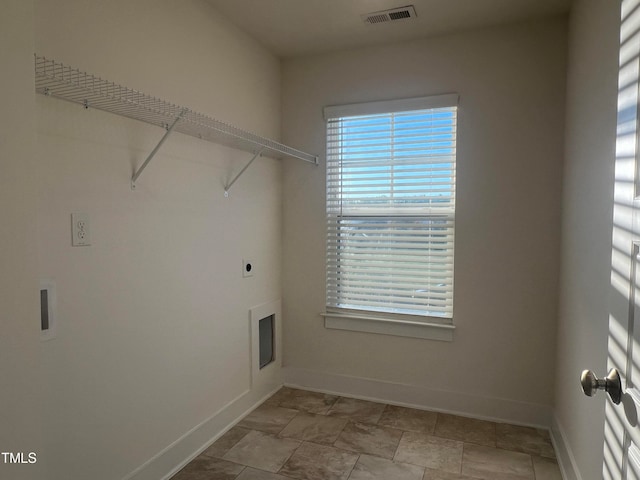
{"left": 171, "top": 387, "right": 562, "bottom": 480}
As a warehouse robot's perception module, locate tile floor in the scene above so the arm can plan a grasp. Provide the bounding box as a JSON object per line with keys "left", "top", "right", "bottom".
{"left": 171, "top": 388, "right": 562, "bottom": 480}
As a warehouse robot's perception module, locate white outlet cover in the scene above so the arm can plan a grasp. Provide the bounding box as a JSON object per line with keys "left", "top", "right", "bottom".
{"left": 243, "top": 259, "right": 254, "bottom": 277}
{"left": 71, "top": 212, "right": 91, "bottom": 246}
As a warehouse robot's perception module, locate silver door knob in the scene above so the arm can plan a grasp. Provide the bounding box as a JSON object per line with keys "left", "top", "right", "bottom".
{"left": 580, "top": 368, "right": 622, "bottom": 405}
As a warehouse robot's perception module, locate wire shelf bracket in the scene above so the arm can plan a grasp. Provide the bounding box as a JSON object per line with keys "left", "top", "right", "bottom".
{"left": 224, "top": 147, "right": 265, "bottom": 197}
{"left": 131, "top": 109, "right": 187, "bottom": 190}
{"left": 34, "top": 55, "right": 319, "bottom": 192}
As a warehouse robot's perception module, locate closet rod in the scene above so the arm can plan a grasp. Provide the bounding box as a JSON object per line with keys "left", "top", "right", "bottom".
{"left": 34, "top": 55, "right": 318, "bottom": 188}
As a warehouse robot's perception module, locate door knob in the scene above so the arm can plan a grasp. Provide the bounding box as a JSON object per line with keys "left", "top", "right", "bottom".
{"left": 580, "top": 368, "right": 622, "bottom": 405}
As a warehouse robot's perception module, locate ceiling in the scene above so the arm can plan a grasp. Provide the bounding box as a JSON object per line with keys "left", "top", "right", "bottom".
{"left": 206, "top": 0, "right": 572, "bottom": 58}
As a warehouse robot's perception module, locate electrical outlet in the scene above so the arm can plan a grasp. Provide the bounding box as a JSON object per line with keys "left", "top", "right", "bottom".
{"left": 71, "top": 213, "right": 91, "bottom": 246}
{"left": 243, "top": 259, "right": 254, "bottom": 277}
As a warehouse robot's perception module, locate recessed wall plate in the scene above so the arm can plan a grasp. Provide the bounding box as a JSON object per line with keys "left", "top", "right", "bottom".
{"left": 40, "top": 278, "right": 57, "bottom": 341}
{"left": 243, "top": 259, "right": 254, "bottom": 277}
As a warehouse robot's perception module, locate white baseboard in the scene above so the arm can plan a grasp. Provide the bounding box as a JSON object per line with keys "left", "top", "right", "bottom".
{"left": 123, "top": 300, "right": 282, "bottom": 480}
{"left": 122, "top": 383, "right": 282, "bottom": 480}
{"left": 550, "top": 414, "right": 581, "bottom": 480}
{"left": 121, "top": 365, "right": 557, "bottom": 480}
{"left": 283, "top": 366, "right": 552, "bottom": 428}
{"left": 122, "top": 300, "right": 284, "bottom": 480}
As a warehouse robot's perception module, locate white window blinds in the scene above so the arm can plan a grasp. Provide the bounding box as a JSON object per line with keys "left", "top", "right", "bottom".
{"left": 325, "top": 95, "right": 457, "bottom": 320}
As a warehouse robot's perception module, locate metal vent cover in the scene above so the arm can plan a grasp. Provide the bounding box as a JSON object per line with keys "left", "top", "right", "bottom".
{"left": 361, "top": 5, "right": 417, "bottom": 25}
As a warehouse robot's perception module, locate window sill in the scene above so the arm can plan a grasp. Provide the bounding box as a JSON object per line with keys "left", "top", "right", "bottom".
{"left": 321, "top": 312, "right": 455, "bottom": 342}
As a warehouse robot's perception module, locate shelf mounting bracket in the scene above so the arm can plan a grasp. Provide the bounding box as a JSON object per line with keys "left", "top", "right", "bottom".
{"left": 131, "top": 109, "right": 187, "bottom": 190}
{"left": 224, "top": 147, "right": 265, "bottom": 197}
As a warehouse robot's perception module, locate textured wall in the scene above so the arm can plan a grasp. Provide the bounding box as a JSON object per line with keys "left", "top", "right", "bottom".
{"left": 554, "top": 1, "right": 620, "bottom": 479}
{"left": 34, "top": 1, "right": 284, "bottom": 478}
{"left": 0, "top": 0, "right": 43, "bottom": 479}
{"left": 282, "top": 17, "right": 567, "bottom": 422}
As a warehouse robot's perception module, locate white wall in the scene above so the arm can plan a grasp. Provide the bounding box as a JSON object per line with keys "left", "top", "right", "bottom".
{"left": 4, "top": 2, "right": 619, "bottom": 477}
{"left": 553, "top": 1, "right": 620, "bottom": 479}
{"left": 281, "top": 17, "right": 568, "bottom": 425}
{"left": 0, "top": 1, "right": 44, "bottom": 479}
{"left": 34, "top": 1, "right": 284, "bottom": 478}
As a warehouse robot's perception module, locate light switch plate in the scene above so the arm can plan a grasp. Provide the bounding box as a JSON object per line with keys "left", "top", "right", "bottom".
{"left": 71, "top": 212, "right": 91, "bottom": 246}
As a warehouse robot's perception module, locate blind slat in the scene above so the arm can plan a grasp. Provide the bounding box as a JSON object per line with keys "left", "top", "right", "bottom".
{"left": 326, "top": 102, "right": 457, "bottom": 319}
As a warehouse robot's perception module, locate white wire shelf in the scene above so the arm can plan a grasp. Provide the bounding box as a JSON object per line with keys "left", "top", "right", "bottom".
{"left": 34, "top": 55, "right": 318, "bottom": 191}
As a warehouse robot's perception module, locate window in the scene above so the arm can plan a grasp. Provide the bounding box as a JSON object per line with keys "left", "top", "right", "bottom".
{"left": 323, "top": 95, "right": 457, "bottom": 339}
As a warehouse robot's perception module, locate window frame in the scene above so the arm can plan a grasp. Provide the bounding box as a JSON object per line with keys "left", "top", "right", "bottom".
{"left": 322, "top": 94, "right": 458, "bottom": 341}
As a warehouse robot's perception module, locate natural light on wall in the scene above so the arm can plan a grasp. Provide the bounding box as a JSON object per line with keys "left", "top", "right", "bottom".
{"left": 605, "top": 0, "right": 640, "bottom": 478}
{"left": 322, "top": 94, "right": 458, "bottom": 340}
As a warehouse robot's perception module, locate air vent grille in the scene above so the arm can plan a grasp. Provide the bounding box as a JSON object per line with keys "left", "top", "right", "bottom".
{"left": 367, "top": 14, "right": 389, "bottom": 24}
{"left": 361, "top": 5, "right": 417, "bottom": 25}
{"left": 389, "top": 10, "right": 411, "bottom": 20}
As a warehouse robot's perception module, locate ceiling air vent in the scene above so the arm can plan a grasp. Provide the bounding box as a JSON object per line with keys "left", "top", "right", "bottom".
{"left": 361, "top": 5, "right": 417, "bottom": 25}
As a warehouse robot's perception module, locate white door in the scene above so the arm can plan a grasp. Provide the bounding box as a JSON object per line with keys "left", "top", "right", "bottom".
{"left": 595, "top": 1, "right": 640, "bottom": 478}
